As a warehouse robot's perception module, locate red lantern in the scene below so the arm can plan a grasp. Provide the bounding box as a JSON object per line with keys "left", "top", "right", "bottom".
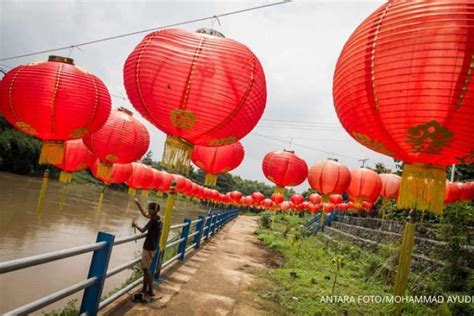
{"left": 152, "top": 171, "right": 164, "bottom": 192}
{"left": 55, "top": 140, "right": 95, "bottom": 183}
{"left": 262, "top": 149, "right": 308, "bottom": 194}
{"left": 333, "top": 0, "right": 474, "bottom": 214}
{"left": 459, "top": 182, "right": 474, "bottom": 201}
{"left": 83, "top": 108, "right": 150, "bottom": 180}
{"left": 379, "top": 174, "right": 401, "bottom": 201}
{"left": 329, "top": 194, "right": 343, "bottom": 205}
{"left": 90, "top": 160, "right": 132, "bottom": 185}
{"left": 0, "top": 56, "right": 111, "bottom": 165}
{"left": 192, "top": 142, "right": 244, "bottom": 186}
{"left": 157, "top": 171, "right": 174, "bottom": 193}
{"left": 251, "top": 192, "right": 265, "bottom": 205}
{"left": 347, "top": 168, "right": 382, "bottom": 205}
{"left": 361, "top": 201, "right": 373, "bottom": 211}
{"left": 309, "top": 193, "right": 322, "bottom": 204}
{"left": 271, "top": 193, "right": 285, "bottom": 205}
{"left": 126, "top": 163, "right": 155, "bottom": 195}
{"left": 229, "top": 191, "right": 243, "bottom": 203}
{"left": 338, "top": 203, "right": 349, "bottom": 211}
{"left": 444, "top": 182, "right": 462, "bottom": 204}
{"left": 308, "top": 203, "right": 317, "bottom": 213}
{"left": 322, "top": 203, "right": 335, "bottom": 213}
{"left": 290, "top": 194, "right": 304, "bottom": 205}
{"left": 124, "top": 28, "right": 267, "bottom": 174}
{"left": 261, "top": 198, "right": 274, "bottom": 209}
{"left": 308, "top": 160, "right": 351, "bottom": 200}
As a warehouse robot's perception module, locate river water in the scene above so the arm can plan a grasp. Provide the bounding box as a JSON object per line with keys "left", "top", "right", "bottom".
{"left": 0, "top": 172, "right": 207, "bottom": 314}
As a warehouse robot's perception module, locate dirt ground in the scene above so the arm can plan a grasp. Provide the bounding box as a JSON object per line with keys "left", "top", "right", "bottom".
{"left": 101, "top": 215, "right": 276, "bottom": 316}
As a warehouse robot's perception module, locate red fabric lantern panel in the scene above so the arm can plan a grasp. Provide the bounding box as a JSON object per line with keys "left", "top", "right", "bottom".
{"left": 444, "top": 182, "right": 462, "bottom": 204}
{"left": 271, "top": 193, "right": 285, "bottom": 204}
{"left": 54, "top": 140, "right": 95, "bottom": 183}
{"left": 308, "top": 160, "right": 351, "bottom": 198}
{"left": 329, "top": 194, "right": 343, "bottom": 205}
{"left": 192, "top": 142, "right": 244, "bottom": 186}
{"left": 126, "top": 163, "right": 155, "bottom": 194}
{"left": 124, "top": 28, "right": 267, "bottom": 173}
{"left": 379, "top": 174, "right": 401, "bottom": 200}
{"left": 338, "top": 203, "right": 349, "bottom": 211}
{"left": 290, "top": 194, "right": 304, "bottom": 205}
{"left": 0, "top": 56, "right": 111, "bottom": 165}
{"left": 459, "top": 182, "right": 474, "bottom": 201}
{"left": 83, "top": 108, "right": 150, "bottom": 180}
{"left": 157, "top": 171, "right": 173, "bottom": 192}
{"left": 90, "top": 160, "right": 132, "bottom": 185}
{"left": 308, "top": 193, "right": 322, "bottom": 205}
{"left": 252, "top": 192, "right": 265, "bottom": 205}
{"left": 229, "top": 191, "right": 243, "bottom": 203}
{"left": 153, "top": 171, "right": 164, "bottom": 191}
{"left": 172, "top": 174, "right": 188, "bottom": 193}
{"left": 347, "top": 168, "right": 382, "bottom": 204}
{"left": 333, "top": 0, "right": 474, "bottom": 214}
{"left": 262, "top": 149, "right": 308, "bottom": 193}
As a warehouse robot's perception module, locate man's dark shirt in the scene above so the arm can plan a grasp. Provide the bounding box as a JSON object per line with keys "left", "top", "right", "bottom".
{"left": 143, "top": 217, "right": 162, "bottom": 251}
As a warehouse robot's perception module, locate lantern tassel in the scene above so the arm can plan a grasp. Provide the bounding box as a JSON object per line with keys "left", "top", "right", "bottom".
{"left": 35, "top": 169, "right": 49, "bottom": 214}
{"left": 39, "top": 141, "right": 65, "bottom": 165}
{"left": 142, "top": 190, "right": 150, "bottom": 197}
{"left": 397, "top": 163, "right": 446, "bottom": 215}
{"left": 59, "top": 171, "right": 72, "bottom": 184}
{"left": 128, "top": 187, "right": 136, "bottom": 196}
{"left": 96, "top": 162, "right": 113, "bottom": 181}
{"left": 97, "top": 185, "right": 107, "bottom": 212}
{"left": 273, "top": 186, "right": 284, "bottom": 195}
{"left": 204, "top": 173, "right": 218, "bottom": 186}
{"left": 162, "top": 135, "right": 193, "bottom": 175}
{"left": 156, "top": 191, "right": 164, "bottom": 197}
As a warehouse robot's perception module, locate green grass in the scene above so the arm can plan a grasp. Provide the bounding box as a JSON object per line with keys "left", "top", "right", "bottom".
{"left": 255, "top": 214, "right": 441, "bottom": 315}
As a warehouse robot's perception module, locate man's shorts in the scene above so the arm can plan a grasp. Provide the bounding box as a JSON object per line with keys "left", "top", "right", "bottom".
{"left": 141, "top": 249, "right": 155, "bottom": 269}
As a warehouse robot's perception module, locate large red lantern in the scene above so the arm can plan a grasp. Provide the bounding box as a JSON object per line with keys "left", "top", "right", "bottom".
{"left": 459, "top": 182, "right": 474, "bottom": 201}
{"left": 124, "top": 28, "right": 267, "bottom": 174}
{"left": 379, "top": 174, "right": 401, "bottom": 201}
{"left": 55, "top": 140, "right": 95, "bottom": 183}
{"left": 83, "top": 108, "right": 150, "bottom": 180}
{"left": 192, "top": 142, "right": 244, "bottom": 186}
{"left": 347, "top": 168, "right": 382, "bottom": 206}
{"left": 90, "top": 160, "right": 132, "bottom": 185}
{"left": 156, "top": 171, "right": 174, "bottom": 193}
{"left": 333, "top": 0, "right": 474, "bottom": 214}
{"left": 262, "top": 149, "right": 308, "bottom": 194}
{"left": 0, "top": 56, "right": 111, "bottom": 164}
{"left": 308, "top": 160, "right": 351, "bottom": 202}
{"left": 444, "top": 182, "right": 462, "bottom": 204}
{"left": 125, "top": 163, "right": 155, "bottom": 195}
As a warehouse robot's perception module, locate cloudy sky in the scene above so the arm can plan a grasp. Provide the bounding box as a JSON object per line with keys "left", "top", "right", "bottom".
{"left": 1, "top": 0, "right": 395, "bottom": 192}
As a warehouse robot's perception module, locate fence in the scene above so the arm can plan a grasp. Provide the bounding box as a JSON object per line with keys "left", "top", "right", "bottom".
{"left": 0, "top": 208, "right": 240, "bottom": 315}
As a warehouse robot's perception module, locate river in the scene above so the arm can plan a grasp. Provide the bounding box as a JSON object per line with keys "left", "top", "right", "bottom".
{"left": 0, "top": 171, "right": 207, "bottom": 314}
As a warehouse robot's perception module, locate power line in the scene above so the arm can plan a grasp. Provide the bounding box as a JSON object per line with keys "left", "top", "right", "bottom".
{"left": 261, "top": 118, "right": 339, "bottom": 126}
{"left": 252, "top": 132, "right": 361, "bottom": 161}
{"left": 0, "top": 1, "right": 291, "bottom": 62}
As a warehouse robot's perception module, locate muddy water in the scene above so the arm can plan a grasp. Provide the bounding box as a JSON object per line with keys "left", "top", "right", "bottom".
{"left": 0, "top": 172, "right": 207, "bottom": 314}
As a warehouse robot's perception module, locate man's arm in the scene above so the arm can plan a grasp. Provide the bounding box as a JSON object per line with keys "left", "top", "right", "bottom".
{"left": 134, "top": 198, "right": 150, "bottom": 218}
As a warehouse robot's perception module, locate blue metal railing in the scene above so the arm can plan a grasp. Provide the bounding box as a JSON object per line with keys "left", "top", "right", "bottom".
{"left": 0, "top": 208, "right": 240, "bottom": 315}
{"left": 303, "top": 211, "right": 338, "bottom": 235}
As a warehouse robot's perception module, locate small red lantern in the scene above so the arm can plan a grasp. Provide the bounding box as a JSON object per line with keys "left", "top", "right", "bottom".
{"left": 262, "top": 149, "right": 308, "bottom": 194}
{"left": 0, "top": 56, "right": 111, "bottom": 164}
{"left": 308, "top": 160, "right": 351, "bottom": 200}
{"left": 229, "top": 191, "right": 243, "bottom": 203}
{"left": 90, "top": 160, "right": 132, "bottom": 185}
{"left": 444, "top": 182, "right": 462, "bottom": 204}
{"left": 459, "top": 182, "right": 474, "bottom": 201}
{"left": 379, "top": 174, "right": 401, "bottom": 201}
{"left": 126, "top": 163, "right": 155, "bottom": 195}
{"left": 347, "top": 168, "right": 382, "bottom": 205}
{"left": 251, "top": 192, "right": 265, "bottom": 205}
{"left": 271, "top": 192, "right": 285, "bottom": 204}
{"left": 124, "top": 28, "right": 267, "bottom": 174}
{"left": 329, "top": 194, "right": 343, "bottom": 205}
{"left": 55, "top": 140, "right": 95, "bottom": 183}
{"left": 333, "top": 0, "right": 474, "bottom": 214}
{"left": 157, "top": 171, "right": 174, "bottom": 193}
{"left": 338, "top": 203, "right": 349, "bottom": 211}
{"left": 192, "top": 142, "right": 244, "bottom": 186}
{"left": 261, "top": 198, "right": 274, "bottom": 209}
{"left": 290, "top": 194, "right": 304, "bottom": 205}
{"left": 322, "top": 203, "right": 335, "bottom": 213}
{"left": 83, "top": 108, "right": 150, "bottom": 180}
{"left": 309, "top": 193, "right": 322, "bottom": 205}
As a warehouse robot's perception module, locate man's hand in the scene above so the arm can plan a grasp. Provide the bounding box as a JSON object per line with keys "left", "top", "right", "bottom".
{"left": 132, "top": 216, "right": 137, "bottom": 227}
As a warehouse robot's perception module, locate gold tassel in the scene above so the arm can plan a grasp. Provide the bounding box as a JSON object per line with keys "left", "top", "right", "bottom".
{"left": 97, "top": 162, "right": 113, "bottom": 181}
{"left": 394, "top": 222, "right": 416, "bottom": 315}
{"left": 397, "top": 163, "right": 446, "bottom": 215}
{"left": 97, "top": 185, "right": 107, "bottom": 212}
{"left": 204, "top": 173, "right": 218, "bottom": 186}
{"left": 273, "top": 186, "right": 284, "bottom": 195}
{"left": 142, "top": 190, "right": 150, "bottom": 197}
{"left": 59, "top": 171, "right": 72, "bottom": 183}
{"left": 39, "top": 141, "right": 65, "bottom": 165}
{"left": 156, "top": 191, "right": 164, "bottom": 197}
{"left": 161, "top": 135, "right": 193, "bottom": 175}
{"left": 128, "top": 187, "right": 136, "bottom": 195}
{"left": 35, "top": 169, "right": 49, "bottom": 214}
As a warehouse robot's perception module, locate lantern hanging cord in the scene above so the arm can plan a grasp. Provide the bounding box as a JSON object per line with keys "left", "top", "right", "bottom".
{"left": 0, "top": 0, "right": 291, "bottom": 62}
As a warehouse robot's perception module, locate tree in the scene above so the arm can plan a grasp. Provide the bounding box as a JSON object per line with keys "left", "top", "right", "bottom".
{"left": 141, "top": 151, "right": 154, "bottom": 166}
{"left": 368, "top": 162, "right": 392, "bottom": 174}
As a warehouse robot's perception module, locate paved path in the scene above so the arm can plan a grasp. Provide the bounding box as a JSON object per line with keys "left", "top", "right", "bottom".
{"left": 102, "top": 216, "right": 269, "bottom": 316}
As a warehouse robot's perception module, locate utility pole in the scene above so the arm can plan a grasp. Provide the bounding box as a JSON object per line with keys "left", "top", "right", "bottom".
{"left": 358, "top": 158, "right": 369, "bottom": 168}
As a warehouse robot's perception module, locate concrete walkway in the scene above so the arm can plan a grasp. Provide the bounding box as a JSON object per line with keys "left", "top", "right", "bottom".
{"left": 102, "top": 216, "right": 270, "bottom": 316}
